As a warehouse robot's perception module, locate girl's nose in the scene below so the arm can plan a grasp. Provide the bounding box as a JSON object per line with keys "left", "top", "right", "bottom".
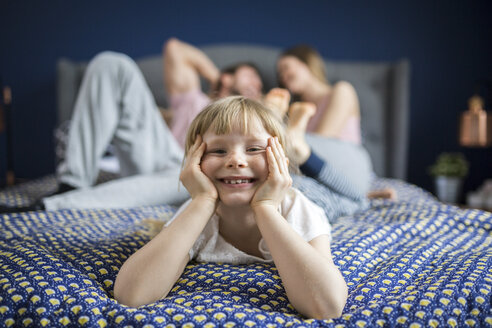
{"left": 227, "top": 152, "right": 248, "bottom": 168}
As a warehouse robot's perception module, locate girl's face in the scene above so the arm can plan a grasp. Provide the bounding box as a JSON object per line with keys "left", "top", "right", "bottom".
{"left": 277, "top": 56, "right": 312, "bottom": 94}
{"left": 200, "top": 120, "right": 272, "bottom": 207}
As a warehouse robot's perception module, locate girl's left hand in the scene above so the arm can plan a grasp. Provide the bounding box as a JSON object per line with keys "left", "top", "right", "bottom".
{"left": 251, "top": 137, "right": 292, "bottom": 209}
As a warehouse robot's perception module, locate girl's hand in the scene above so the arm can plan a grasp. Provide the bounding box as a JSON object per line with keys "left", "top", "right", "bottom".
{"left": 251, "top": 137, "right": 292, "bottom": 209}
{"left": 180, "top": 135, "right": 218, "bottom": 202}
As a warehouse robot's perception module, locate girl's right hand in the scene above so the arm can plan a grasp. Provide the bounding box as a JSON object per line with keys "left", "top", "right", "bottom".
{"left": 180, "top": 135, "right": 218, "bottom": 202}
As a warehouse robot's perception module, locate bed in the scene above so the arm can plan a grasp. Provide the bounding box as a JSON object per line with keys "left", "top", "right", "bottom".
{"left": 1, "top": 177, "right": 491, "bottom": 327}
{"left": 1, "top": 44, "right": 491, "bottom": 327}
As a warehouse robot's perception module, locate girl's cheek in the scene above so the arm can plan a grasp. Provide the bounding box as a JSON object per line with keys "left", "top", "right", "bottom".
{"left": 200, "top": 158, "right": 219, "bottom": 179}
{"left": 200, "top": 159, "right": 211, "bottom": 175}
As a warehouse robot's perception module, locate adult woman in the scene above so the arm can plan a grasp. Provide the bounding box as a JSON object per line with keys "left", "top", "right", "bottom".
{"left": 277, "top": 45, "right": 360, "bottom": 144}
{"left": 275, "top": 45, "right": 395, "bottom": 200}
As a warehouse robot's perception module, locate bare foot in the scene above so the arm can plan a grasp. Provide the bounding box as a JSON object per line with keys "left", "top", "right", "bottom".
{"left": 141, "top": 218, "right": 166, "bottom": 237}
{"left": 264, "top": 88, "right": 291, "bottom": 119}
{"left": 287, "top": 102, "right": 316, "bottom": 165}
{"left": 367, "top": 188, "right": 398, "bottom": 201}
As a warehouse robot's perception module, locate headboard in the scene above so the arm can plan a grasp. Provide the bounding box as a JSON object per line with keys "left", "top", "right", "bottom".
{"left": 57, "top": 44, "right": 410, "bottom": 180}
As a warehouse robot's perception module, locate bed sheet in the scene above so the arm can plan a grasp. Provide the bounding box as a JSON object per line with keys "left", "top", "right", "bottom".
{"left": 0, "top": 178, "right": 491, "bottom": 327}
{"left": 0, "top": 173, "right": 118, "bottom": 207}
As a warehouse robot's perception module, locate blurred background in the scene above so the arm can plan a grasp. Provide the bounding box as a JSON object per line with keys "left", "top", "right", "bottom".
{"left": 0, "top": 0, "right": 491, "bottom": 199}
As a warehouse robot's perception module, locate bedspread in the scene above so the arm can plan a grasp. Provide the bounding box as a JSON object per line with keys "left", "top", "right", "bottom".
{"left": 0, "top": 179, "right": 491, "bottom": 327}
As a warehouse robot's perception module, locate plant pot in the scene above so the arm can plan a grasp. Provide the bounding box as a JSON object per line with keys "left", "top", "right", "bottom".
{"left": 435, "top": 176, "right": 463, "bottom": 203}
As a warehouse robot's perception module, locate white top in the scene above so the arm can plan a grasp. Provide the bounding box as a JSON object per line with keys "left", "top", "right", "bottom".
{"left": 165, "top": 188, "right": 332, "bottom": 265}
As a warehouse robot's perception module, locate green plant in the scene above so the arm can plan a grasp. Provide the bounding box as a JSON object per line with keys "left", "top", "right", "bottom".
{"left": 429, "top": 153, "right": 469, "bottom": 178}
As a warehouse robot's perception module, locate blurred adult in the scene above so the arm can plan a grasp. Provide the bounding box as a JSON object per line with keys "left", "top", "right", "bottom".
{"left": 276, "top": 45, "right": 394, "bottom": 199}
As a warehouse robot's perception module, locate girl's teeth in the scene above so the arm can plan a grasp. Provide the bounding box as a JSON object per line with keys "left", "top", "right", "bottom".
{"left": 225, "top": 179, "right": 250, "bottom": 184}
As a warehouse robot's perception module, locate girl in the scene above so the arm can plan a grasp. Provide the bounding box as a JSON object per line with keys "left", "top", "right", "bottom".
{"left": 114, "top": 96, "right": 348, "bottom": 319}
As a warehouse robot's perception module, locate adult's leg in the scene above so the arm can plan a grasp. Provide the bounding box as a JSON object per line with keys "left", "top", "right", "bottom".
{"left": 44, "top": 167, "right": 189, "bottom": 210}
{"left": 264, "top": 88, "right": 291, "bottom": 119}
{"left": 57, "top": 51, "right": 183, "bottom": 188}
{"left": 305, "top": 134, "right": 373, "bottom": 194}
{"left": 285, "top": 101, "right": 372, "bottom": 194}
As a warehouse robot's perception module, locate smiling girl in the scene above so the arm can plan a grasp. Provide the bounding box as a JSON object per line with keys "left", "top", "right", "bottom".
{"left": 114, "top": 96, "right": 348, "bottom": 319}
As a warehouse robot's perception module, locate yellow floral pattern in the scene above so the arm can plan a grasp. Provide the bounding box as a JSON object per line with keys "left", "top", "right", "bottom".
{"left": 0, "top": 178, "right": 491, "bottom": 327}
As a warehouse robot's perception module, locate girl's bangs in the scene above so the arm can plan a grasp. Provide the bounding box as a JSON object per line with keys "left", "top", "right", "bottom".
{"left": 209, "top": 103, "right": 258, "bottom": 136}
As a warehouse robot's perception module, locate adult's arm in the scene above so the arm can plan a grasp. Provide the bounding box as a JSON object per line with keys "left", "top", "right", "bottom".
{"left": 299, "top": 150, "right": 365, "bottom": 200}
{"left": 315, "top": 81, "right": 359, "bottom": 137}
{"left": 163, "top": 38, "right": 220, "bottom": 96}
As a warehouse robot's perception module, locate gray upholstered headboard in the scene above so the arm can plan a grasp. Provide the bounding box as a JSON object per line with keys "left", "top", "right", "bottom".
{"left": 57, "top": 44, "right": 410, "bottom": 179}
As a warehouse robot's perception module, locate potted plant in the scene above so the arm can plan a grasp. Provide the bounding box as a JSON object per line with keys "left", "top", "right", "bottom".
{"left": 429, "top": 152, "right": 469, "bottom": 203}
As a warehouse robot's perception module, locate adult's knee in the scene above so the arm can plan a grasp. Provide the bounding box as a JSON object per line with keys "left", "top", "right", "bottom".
{"left": 87, "top": 51, "right": 138, "bottom": 77}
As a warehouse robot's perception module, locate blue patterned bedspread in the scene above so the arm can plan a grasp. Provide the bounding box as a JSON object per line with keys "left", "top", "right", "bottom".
{"left": 0, "top": 179, "right": 491, "bottom": 327}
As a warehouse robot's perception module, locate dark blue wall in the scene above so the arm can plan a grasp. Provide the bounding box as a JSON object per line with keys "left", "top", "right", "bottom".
{"left": 1, "top": 0, "right": 491, "bottom": 195}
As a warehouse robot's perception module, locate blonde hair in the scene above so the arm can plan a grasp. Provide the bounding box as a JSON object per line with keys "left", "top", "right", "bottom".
{"left": 280, "top": 44, "right": 328, "bottom": 84}
{"left": 184, "top": 96, "right": 296, "bottom": 171}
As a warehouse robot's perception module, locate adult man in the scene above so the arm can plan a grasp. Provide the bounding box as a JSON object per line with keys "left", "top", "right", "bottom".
{"left": 163, "top": 38, "right": 263, "bottom": 147}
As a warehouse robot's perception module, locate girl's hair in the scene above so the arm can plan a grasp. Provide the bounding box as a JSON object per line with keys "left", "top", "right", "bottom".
{"left": 279, "top": 45, "right": 328, "bottom": 85}
{"left": 184, "top": 96, "right": 297, "bottom": 171}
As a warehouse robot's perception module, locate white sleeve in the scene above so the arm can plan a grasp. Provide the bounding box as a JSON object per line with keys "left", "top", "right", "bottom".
{"left": 281, "top": 188, "right": 332, "bottom": 243}
{"left": 164, "top": 199, "right": 192, "bottom": 228}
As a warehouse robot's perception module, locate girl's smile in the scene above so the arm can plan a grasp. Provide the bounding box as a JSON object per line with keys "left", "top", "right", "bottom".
{"left": 219, "top": 176, "right": 256, "bottom": 187}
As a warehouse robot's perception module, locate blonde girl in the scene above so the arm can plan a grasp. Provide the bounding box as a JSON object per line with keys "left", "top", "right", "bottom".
{"left": 114, "top": 96, "right": 348, "bottom": 319}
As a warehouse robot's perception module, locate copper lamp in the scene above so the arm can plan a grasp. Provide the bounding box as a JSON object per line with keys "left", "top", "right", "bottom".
{"left": 459, "top": 94, "right": 492, "bottom": 147}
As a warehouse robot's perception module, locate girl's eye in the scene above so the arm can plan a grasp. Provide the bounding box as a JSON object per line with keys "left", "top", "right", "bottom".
{"left": 210, "top": 149, "right": 226, "bottom": 154}
{"left": 247, "top": 147, "right": 264, "bottom": 152}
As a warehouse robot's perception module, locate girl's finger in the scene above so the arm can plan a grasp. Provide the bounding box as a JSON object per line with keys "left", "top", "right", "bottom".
{"left": 276, "top": 137, "right": 288, "bottom": 173}
{"left": 272, "top": 137, "right": 288, "bottom": 175}
{"left": 185, "top": 136, "right": 204, "bottom": 167}
{"left": 192, "top": 142, "right": 206, "bottom": 165}
{"left": 193, "top": 136, "right": 203, "bottom": 153}
{"left": 189, "top": 135, "right": 201, "bottom": 152}
{"left": 269, "top": 138, "right": 282, "bottom": 174}
{"left": 276, "top": 137, "right": 287, "bottom": 159}
{"left": 266, "top": 145, "right": 280, "bottom": 175}
{"left": 185, "top": 136, "right": 200, "bottom": 159}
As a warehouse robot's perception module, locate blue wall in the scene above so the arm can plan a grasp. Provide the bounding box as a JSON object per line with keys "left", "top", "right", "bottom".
{"left": 1, "top": 0, "right": 491, "bottom": 195}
